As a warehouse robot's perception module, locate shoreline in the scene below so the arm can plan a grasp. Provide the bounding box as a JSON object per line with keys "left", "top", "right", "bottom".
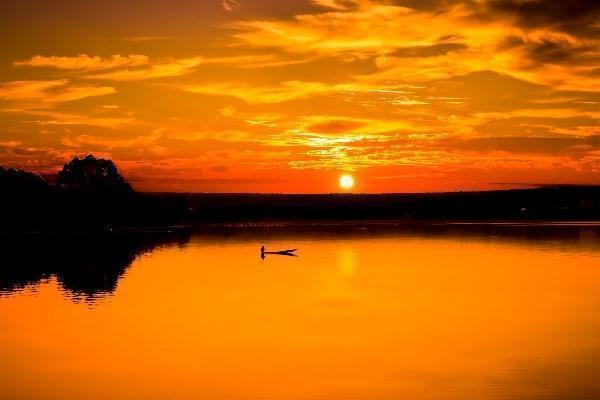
{"left": 3, "top": 219, "right": 600, "bottom": 237}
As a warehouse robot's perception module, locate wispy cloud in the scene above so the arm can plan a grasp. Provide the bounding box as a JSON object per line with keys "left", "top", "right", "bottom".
{"left": 0, "top": 109, "right": 138, "bottom": 129}
{"left": 119, "top": 36, "right": 179, "bottom": 42}
{"left": 15, "top": 54, "right": 150, "bottom": 70}
{"left": 0, "top": 80, "right": 115, "bottom": 105}
{"left": 184, "top": 81, "right": 331, "bottom": 104}
{"left": 61, "top": 131, "right": 162, "bottom": 149}
{"left": 222, "top": 0, "right": 241, "bottom": 12}
{"left": 0, "top": 80, "right": 67, "bottom": 101}
{"left": 200, "top": 54, "right": 314, "bottom": 69}
{"left": 311, "top": 0, "right": 356, "bottom": 11}
{"left": 86, "top": 57, "right": 201, "bottom": 81}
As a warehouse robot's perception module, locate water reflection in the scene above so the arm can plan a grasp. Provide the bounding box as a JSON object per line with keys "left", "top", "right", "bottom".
{"left": 2, "top": 223, "right": 599, "bottom": 303}
{"left": 0, "top": 230, "right": 190, "bottom": 302}
{"left": 1, "top": 223, "right": 600, "bottom": 400}
{"left": 194, "top": 222, "right": 600, "bottom": 254}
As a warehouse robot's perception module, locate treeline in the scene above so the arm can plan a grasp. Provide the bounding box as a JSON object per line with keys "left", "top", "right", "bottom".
{"left": 183, "top": 187, "right": 600, "bottom": 223}
{"left": 0, "top": 155, "right": 188, "bottom": 232}
{"left": 0, "top": 155, "right": 132, "bottom": 194}
{"left": 1, "top": 155, "right": 600, "bottom": 232}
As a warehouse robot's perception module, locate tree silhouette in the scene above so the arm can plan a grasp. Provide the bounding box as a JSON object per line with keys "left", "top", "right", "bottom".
{"left": 57, "top": 155, "right": 133, "bottom": 193}
{"left": 0, "top": 166, "right": 49, "bottom": 193}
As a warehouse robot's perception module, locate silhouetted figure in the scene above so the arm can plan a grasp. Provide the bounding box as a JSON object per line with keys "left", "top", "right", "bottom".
{"left": 260, "top": 246, "right": 298, "bottom": 259}
{"left": 57, "top": 154, "right": 133, "bottom": 193}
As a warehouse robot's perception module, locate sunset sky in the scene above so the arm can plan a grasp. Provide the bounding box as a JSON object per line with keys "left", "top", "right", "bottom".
{"left": 0, "top": 0, "right": 598, "bottom": 192}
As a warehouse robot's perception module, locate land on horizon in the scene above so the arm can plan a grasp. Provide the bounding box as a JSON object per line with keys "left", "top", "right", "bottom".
{"left": 1, "top": 157, "right": 598, "bottom": 234}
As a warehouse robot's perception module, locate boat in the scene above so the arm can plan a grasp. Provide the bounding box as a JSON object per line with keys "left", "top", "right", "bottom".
{"left": 265, "top": 249, "right": 297, "bottom": 255}
{"left": 260, "top": 247, "right": 298, "bottom": 257}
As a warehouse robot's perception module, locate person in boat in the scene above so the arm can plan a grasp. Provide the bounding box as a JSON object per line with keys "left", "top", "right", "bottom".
{"left": 261, "top": 246, "right": 297, "bottom": 255}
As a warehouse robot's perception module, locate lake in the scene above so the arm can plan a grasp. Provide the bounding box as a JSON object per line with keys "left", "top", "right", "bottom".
{"left": 1, "top": 223, "right": 600, "bottom": 400}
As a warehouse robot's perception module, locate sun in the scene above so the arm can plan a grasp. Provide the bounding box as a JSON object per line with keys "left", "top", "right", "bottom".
{"left": 339, "top": 174, "right": 355, "bottom": 190}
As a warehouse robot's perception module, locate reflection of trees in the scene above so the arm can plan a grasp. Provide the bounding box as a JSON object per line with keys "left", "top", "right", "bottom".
{"left": 0, "top": 231, "right": 190, "bottom": 303}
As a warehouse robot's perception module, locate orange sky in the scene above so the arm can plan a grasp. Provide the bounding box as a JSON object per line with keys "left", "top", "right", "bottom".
{"left": 0, "top": 0, "right": 598, "bottom": 192}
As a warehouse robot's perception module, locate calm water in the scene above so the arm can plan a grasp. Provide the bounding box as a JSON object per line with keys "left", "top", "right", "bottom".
{"left": 1, "top": 224, "right": 600, "bottom": 400}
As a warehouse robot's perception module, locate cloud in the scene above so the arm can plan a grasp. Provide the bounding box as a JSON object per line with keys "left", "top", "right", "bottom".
{"left": 14, "top": 54, "right": 150, "bottom": 70}
{"left": 311, "top": 0, "right": 357, "bottom": 10}
{"left": 0, "top": 140, "right": 22, "bottom": 148}
{"left": 0, "top": 144, "right": 72, "bottom": 171}
{"left": 500, "top": 35, "right": 600, "bottom": 67}
{"left": 231, "top": 4, "right": 427, "bottom": 55}
{"left": 120, "top": 36, "right": 179, "bottom": 42}
{"left": 484, "top": 0, "right": 600, "bottom": 38}
{"left": 61, "top": 132, "right": 162, "bottom": 149}
{"left": 86, "top": 57, "right": 201, "bottom": 81}
{"left": 444, "top": 135, "right": 600, "bottom": 156}
{"left": 230, "top": 0, "right": 599, "bottom": 91}
{"left": 222, "top": 0, "right": 241, "bottom": 12}
{"left": 201, "top": 54, "right": 315, "bottom": 69}
{"left": 0, "top": 80, "right": 67, "bottom": 101}
{"left": 184, "top": 81, "right": 330, "bottom": 104}
{"left": 527, "top": 40, "right": 594, "bottom": 64}
{"left": 229, "top": 2, "right": 497, "bottom": 58}
{"left": 184, "top": 79, "right": 444, "bottom": 105}
{"left": 14, "top": 110, "right": 137, "bottom": 129}
{"left": 44, "top": 85, "right": 116, "bottom": 103}
{"left": 198, "top": 53, "right": 314, "bottom": 69}
{"left": 388, "top": 42, "right": 468, "bottom": 58}
{"left": 0, "top": 80, "right": 115, "bottom": 105}
{"left": 308, "top": 119, "right": 366, "bottom": 133}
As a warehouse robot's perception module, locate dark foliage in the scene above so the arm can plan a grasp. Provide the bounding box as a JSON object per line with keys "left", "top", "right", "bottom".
{"left": 0, "top": 155, "right": 188, "bottom": 232}
{"left": 57, "top": 154, "right": 133, "bottom": 193}
{"left": 0, "top": 167, "right": 49, "bottom": 193}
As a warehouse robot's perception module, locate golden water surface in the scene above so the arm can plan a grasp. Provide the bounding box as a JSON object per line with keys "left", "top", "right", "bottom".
{"left": 1, "top": 226, "right": 600, "bottom": 400}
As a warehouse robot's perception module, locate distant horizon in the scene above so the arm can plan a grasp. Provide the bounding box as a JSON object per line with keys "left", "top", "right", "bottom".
{"left": 34, "top": 166, "right": 600, "bottom": 195}
{"left": 2, "top": 156, "right": 595, "bottom": 194}
{"left": 126, "top": 185, "right": 600, "bottom": 195}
